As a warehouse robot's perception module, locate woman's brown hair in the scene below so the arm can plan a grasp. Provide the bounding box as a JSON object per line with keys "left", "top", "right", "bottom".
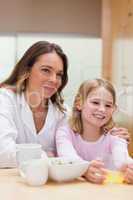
{"left": 1, "top": 41, "right": 68, "bottom": 112}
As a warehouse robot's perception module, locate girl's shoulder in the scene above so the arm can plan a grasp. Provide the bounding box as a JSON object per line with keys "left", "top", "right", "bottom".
{"left": 105, "top": 132, "right": 127, "bottom": 145}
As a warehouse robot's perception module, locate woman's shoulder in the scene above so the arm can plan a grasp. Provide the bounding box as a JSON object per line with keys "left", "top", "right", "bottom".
{"left": 0, "top": 86, "right": 16, "bottom": 97}
{"left": 0, "top": 87, "right": 18, "bottom": 104}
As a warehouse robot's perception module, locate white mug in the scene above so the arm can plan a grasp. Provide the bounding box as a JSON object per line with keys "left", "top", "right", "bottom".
{"left": 16, "top": 143, "right": 43, "bottom": 166}
{"left": 20, "top": 158, "right": 49, "bottom": 186}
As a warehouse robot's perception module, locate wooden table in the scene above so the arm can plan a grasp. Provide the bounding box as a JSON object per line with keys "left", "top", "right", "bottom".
{"left": 0, "top": 169, "right": 133, "bottom": 200}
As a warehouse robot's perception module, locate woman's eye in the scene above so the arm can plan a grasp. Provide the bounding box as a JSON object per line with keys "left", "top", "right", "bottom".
{"left": 56, "top": 73, "right": 63, "bottom": 79}
{"left": 42, "top": 68, "right": 51, "bottom": 73}
{"left": 106, "top": 104, "right": 112, "bottom": 108}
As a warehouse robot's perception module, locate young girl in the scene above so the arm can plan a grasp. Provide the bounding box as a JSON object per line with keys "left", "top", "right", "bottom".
{"left": 56, "top": 78, "right": 133, "bottom": 184}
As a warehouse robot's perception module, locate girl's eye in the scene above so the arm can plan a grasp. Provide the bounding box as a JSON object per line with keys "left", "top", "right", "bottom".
{"left": 92, "top": 101, "right": 99, "bottom": 105}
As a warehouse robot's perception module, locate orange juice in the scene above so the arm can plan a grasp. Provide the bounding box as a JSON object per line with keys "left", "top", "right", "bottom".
{"left": 104, "top": 170, "right": 124, "bottom": 184}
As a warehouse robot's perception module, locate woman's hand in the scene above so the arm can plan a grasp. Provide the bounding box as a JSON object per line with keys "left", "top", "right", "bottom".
{"left": 110, "top": 127, "right": 130, "bottom": 142}
{"left": 121, "top": 164, "right": 133, "bottom": 184}
{"left": 84, "top": 159, "right": 107, "bottom": 184}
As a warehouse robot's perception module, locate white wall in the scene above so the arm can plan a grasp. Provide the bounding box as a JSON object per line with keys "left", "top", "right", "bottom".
{"left": 0, "top": 36, "right": 16, "bottom": 81}
{"left": 0, "top": 34, "right": 102, "bottom": 106}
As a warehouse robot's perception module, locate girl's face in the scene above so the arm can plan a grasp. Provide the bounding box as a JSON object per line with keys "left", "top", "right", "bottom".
{"left": 26, "top": 51, "right": 64, "bottom": 100}
{"left": 79, "top": 87, "right": 115, "bottom": 129}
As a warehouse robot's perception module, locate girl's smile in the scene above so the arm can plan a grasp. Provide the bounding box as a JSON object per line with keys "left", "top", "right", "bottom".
{"left": 81, "top": 87, "right": 115, "bottom": 129}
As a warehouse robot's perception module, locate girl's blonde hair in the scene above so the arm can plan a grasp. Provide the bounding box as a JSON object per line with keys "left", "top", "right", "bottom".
{"left": 69, "top": 78, "right": 116, "bottom": 135}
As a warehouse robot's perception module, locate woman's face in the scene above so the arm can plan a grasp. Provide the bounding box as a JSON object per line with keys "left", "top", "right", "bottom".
{"left": 80, "top": 87, "right": 115, "bottom": 129}
{"left": 26, "top": 51, "right": 64, "bottom": 100}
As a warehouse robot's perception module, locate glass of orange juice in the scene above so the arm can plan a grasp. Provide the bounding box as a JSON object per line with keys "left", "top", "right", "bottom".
{"left": 104, "top": 170, "right": 124, "bottom": 184}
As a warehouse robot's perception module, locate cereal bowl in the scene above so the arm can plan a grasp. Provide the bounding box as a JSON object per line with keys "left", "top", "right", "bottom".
{"left": 48, "top": 157, "right": 89, "bottom": 182}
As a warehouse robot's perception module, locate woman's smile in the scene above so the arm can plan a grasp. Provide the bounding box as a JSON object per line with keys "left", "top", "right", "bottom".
{"left": 42, "top": 85, "right": 57, "bottom": 95}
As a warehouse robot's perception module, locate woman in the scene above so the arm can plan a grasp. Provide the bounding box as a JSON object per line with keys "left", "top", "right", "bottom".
{"left": 0, "top": 41, "right": 130, "bottom": 168}
{"left": 0, "top": 41, "right": 68, "bottom": 167}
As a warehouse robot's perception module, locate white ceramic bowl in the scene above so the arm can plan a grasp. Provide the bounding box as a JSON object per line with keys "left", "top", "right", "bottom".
{"left": 48, "top": 157, "right": 89, "bottom": 182}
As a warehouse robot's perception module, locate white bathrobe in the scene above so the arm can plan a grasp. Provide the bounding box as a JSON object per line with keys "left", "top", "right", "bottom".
{"left": 0, "top": 88, "right": 68, "bottom": 168}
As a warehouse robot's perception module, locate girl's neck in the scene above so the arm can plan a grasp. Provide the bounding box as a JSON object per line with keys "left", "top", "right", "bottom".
{"left": 82, "top": 123, "right": 102, "bottom": 142}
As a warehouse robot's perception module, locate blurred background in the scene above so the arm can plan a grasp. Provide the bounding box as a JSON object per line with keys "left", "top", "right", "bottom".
{"left": 0, "top": 0, "right": 102, "bottom": 106}
{"left": 0, "top": 0, "right": 133, "bottom": 154}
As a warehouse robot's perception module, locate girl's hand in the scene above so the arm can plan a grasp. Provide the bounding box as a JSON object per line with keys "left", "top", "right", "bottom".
{"left": 110, "top": 127, "right": 130, "bottom": 142}
{"left": 84, "top": 159, "right": 107, "bottom": 184}
{"left": 121, "top": 164, "right": 133, "bottom": 184}
{"left": 46, "top": 151, "right": 55, "bottom": 157}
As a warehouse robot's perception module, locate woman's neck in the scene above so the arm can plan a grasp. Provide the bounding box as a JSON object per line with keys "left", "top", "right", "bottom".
{"left": 24, "top": 90, "right": 48, "bottom": 111}
{"left": 24, "top": 90, "right": 48, "bottom": 134}
{"left": 82, "top": 123, "right": 101, "bottom": 142}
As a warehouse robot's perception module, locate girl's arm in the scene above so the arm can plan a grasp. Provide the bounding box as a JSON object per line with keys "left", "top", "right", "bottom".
{"left": 111, "top": 136, "right": 131, "bottom": 169}
{"left": 56, "top": 122, "right": 82, "bottom": 160}
{"left": 83, "top": 159, "right": 107, "bottom": 184}
{"left": 0, "top": 90, "right": 17, "bottom": 168}
{"left": 121, "top": 164, "right": 133, "bottom": 184}
{"left": 111, "top": 135, "right": 133, "bottom": 184}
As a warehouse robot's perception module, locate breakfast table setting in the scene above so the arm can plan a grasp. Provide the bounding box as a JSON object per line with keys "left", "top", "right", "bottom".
{"left": 0, "top": 143, "right": 133, "bottom": 200}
